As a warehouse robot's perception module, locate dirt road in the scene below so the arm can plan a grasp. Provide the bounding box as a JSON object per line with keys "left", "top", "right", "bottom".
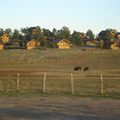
{"left": 0, "top": 95, "right": 120, "bottom": 120}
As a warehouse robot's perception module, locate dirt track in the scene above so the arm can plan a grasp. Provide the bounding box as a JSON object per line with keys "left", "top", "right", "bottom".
{"left": 0, "top": 95, "right": 120, "bottom": 120}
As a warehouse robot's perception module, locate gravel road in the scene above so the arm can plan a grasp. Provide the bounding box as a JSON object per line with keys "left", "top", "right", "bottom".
{"left": 0, "top": 95, "right": 120, "bottom": 120}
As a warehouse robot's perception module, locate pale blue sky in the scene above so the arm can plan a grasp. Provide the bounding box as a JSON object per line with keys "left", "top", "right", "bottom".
{"left": 0, "top": 0, "right": 120, "bottom": 34}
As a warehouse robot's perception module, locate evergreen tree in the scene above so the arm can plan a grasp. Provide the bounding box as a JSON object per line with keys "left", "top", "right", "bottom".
{"left": 86, "top": 29, "right": 95, "bottom": 39}
{"left": 70, "top": 31, "right": 83, "bottom": 46}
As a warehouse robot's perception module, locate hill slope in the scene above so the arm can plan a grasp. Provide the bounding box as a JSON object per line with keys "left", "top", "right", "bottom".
{"left": 0, "top": 48, "right": 120, "bottom": 73}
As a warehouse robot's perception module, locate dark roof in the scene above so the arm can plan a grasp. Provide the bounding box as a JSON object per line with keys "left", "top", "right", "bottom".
{"left": 53, "top": 38, "right": 62, "bottom": 43}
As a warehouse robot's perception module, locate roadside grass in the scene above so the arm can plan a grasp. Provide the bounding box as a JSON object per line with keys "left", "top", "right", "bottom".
{"left": 0, "top": 91, "right": 120, "bottom": 99}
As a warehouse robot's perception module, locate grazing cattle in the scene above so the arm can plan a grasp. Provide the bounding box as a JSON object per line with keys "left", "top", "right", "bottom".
{"left": 81, "top": 48, "right": 87, "bottom": 51}
{"left": 83, "top": 67, "right": 89, "bottom": 71}
{"left": 74, "top": 66, "right": 82, "bottom": 71}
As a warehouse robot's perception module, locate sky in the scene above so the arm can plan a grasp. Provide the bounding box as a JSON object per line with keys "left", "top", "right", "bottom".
{"left": 0, "top": 0, "right": 120, "bottom": 34}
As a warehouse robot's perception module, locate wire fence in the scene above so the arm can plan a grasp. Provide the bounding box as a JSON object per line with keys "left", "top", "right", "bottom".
{"left": 0, "top": 73, "right": 120, "bottom": 96}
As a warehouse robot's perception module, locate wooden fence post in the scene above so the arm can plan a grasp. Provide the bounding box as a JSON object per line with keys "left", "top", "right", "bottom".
{"left": 71, "top": 73, "right": 74, "bottom": 94}
{"left": 100, "top": 74, "right": 104, "bottom": 95}
{"left": 43, "top": 73, "right": 46, "bottom": 93}
{"left": 17, "top": 73, "right": 20, "bottom": 92}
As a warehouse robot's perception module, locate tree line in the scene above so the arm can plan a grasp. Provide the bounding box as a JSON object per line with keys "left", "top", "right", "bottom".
{"left": 0, "top": 26, "right": 120, "bottom": 48}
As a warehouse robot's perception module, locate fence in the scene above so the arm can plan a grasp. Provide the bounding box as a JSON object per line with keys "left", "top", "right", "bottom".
{"left": 0, "top": 72, "right": 120, "bottom": 96}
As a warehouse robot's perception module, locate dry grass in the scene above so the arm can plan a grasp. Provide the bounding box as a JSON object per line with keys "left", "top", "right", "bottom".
{"left": 0, "top": 48, "right": 120, "bottom": 97}
{"left": 0, "top": 48, "right": 120, "bottom": 71}
{"left": 0, "top": 73, "right": 120, "bottom": 97}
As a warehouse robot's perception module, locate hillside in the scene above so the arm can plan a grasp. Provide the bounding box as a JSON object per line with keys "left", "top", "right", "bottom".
{"left": 0, "top": 48, "right": 120, "bottom": 73}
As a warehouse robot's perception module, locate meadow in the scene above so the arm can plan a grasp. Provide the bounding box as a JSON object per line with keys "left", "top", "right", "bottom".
{"left": 0, "top": 48, "right": 120, "bottom": 97}
{"left": 0, "top": 48, "right": 120, "bottom": 70}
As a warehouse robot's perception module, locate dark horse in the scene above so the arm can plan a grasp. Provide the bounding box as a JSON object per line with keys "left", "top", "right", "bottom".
{"left": 74, "top": 66, "right": 82, "bottom": 71}
{"left": 83, "top": 67, "right": 89, "bottom": 71}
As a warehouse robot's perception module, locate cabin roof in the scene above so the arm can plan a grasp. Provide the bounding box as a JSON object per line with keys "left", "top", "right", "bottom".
{"left": 54, "top": 38, "right": 70, "bottom": 43}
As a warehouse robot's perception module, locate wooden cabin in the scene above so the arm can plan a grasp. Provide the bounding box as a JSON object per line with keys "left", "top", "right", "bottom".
{"left": 1, "top": 33, "right": 10, "bottom": 43}
{"left": 110, "top": 31, "right": 116, "bottom": 37}
{"left": 111, "top": 42, "right": 119, "bottom": 50}
{"left": 57, "top": 39, "right": 71, "bottom": 49}
{"left": 86, "top": 41, "right": 98, "bottom": 47}
{"left": 80, "top": 33, "right": 86, "bottom": 39}
{"left": 0, "top": 44, "right": 4, "bottom": 50}
{"left": 0, "top": 33, "right": 10, "bottom": 50}
{"left": 27, "top": 39, "right": 40, "bottom": 50}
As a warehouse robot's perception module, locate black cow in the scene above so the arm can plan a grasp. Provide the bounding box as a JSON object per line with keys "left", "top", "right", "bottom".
{"left": 74, "top": 66, "right": 82, "bottom": 71}
{"left": 83, "top": 67, "right": 89, "bottom": 71}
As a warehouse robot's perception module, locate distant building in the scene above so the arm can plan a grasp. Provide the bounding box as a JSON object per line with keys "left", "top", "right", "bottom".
{"left": 0, "top": 44, "right": 4, "bottom": 50}
{"left": 1, "top": 33, "right": 10, "bottom": 43}
{"left": 86, "top": 40, "right": 98, "bottom": 48}
{"left": 0, "top": 33, "right": 10, "bottom": 50}
{"left": 111, "top": 41, "right": 120, "bottom": 50}
{"left": 27, "top": 39, "right": 40, "bottom": 49}
{"left": 56, "top": 39, "right": 72, "bottom": 49}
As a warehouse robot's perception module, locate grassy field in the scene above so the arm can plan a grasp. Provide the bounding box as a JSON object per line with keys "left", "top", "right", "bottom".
{"left": 0, "top": 48, "right": 120, "bottom": 97}
{"left": 0, "top": 73, "right": 120, "bottom": 97}
{"left": 0, "top": 48, "right": 120, "bottom": 71}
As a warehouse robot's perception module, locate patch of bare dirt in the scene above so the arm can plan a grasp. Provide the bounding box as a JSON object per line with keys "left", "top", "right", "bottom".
{"left": 0, "top": 96, "right": 120, "bottom": 120}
